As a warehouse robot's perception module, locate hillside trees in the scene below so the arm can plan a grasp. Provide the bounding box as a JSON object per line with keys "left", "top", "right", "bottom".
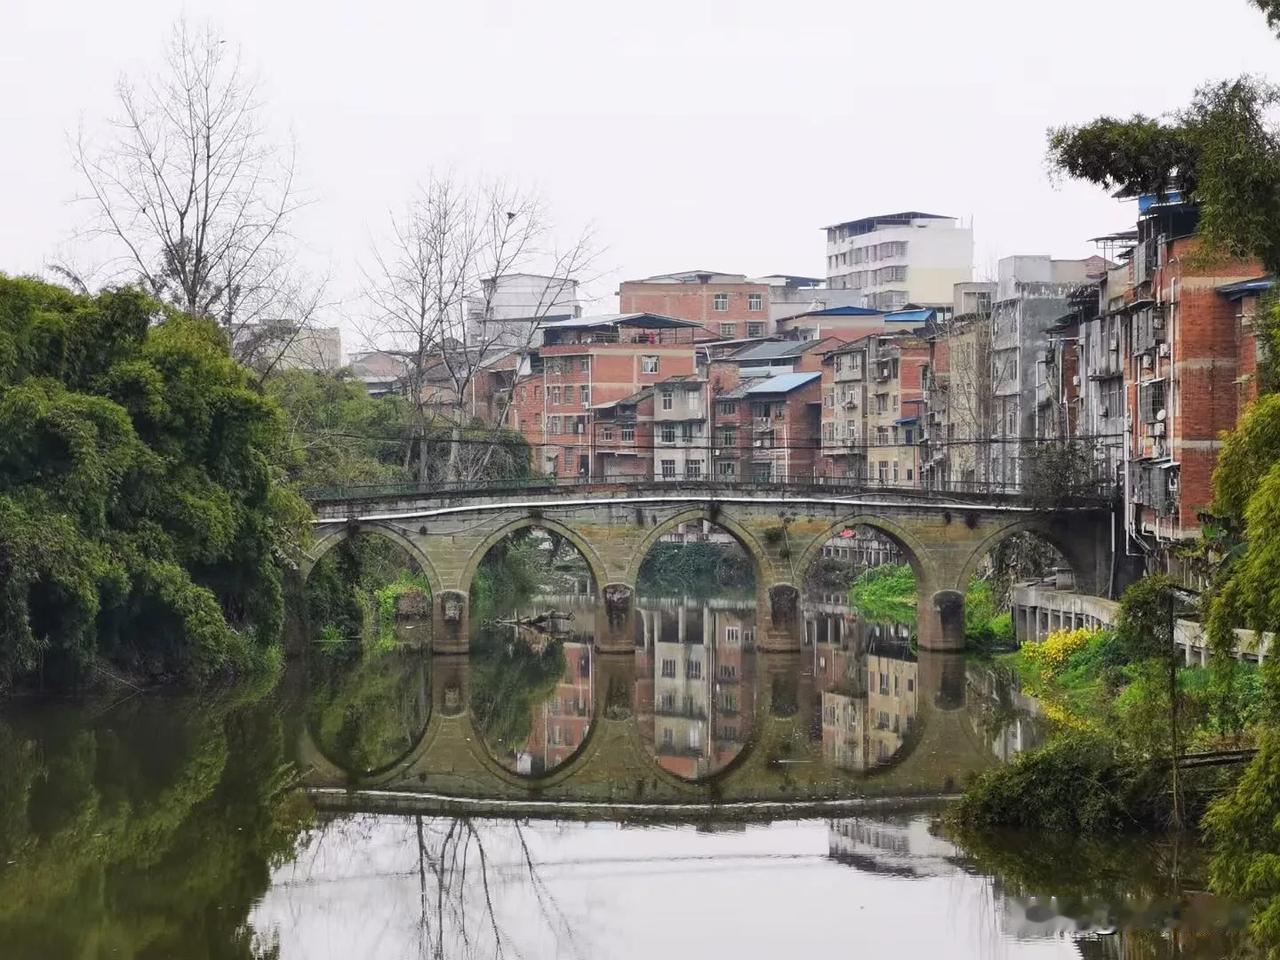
{"left": 0, "top": 275, "right": 307, "bottom": 689}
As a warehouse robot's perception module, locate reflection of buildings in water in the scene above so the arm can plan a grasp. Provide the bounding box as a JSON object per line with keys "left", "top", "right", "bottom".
{"left": 966, "top": 664, "right": 1046, "bottom": 762}
{"left": 516, "top": 642, "right": 594, "bottom": 776}
{"left": 827, "top": 817, "right": 962, "bottom": 879}
{"left": 813, "top": 621, "right": 918, "bottom": 772}
{"left": 635, "top": 600, "right": 757, "bottom": 779}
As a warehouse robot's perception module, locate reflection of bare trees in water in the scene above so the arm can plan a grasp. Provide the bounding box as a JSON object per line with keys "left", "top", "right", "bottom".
{"left": 267, "top": 814, "right": 585, "bottom": 960}
{"left": 412, "top": 816, "right": 583, "bottom": 960}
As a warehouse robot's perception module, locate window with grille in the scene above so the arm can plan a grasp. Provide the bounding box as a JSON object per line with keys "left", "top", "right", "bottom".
{"left": 642, "top": 356, "right": 659, "bottom": 373}
{"left": 713, "top": 293, "right": 729, "bottom": 311}
{"left": 747, "top": 294, "right": 763, "bottom": 311}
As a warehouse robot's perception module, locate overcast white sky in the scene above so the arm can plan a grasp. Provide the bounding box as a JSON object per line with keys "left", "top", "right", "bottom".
{"left": 4, "top": 0, "right": 1279, "bottom": 333}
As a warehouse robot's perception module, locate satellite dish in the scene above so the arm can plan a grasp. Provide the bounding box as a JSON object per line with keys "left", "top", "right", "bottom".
{"left": 1156, "top": 409, "right": 1167, "bottom": 422}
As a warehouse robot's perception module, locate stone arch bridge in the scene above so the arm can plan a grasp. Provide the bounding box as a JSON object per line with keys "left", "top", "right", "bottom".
{"left": 301, "top": 481, "right": 1120, "bottom": 652}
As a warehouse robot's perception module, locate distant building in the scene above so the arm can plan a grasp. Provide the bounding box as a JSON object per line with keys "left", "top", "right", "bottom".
{"left": 510, "top": 313, "right": 702, "bottom": 479}
{"left": 348, "top": 349, "right": 408, "bottom": 397}
{"left": 234, "top": 323, "right": 342, "bottom": 372}
{"left": 619, "top": 269, "right": 868, "bottom": 340}
{"left": 823, "top": 211, "right": 973, "bottom": 312}
{"left": 710, "top": 371, "right": 823, "bottom": 483}
{"left": 466, "top": 273, "right": 582, "bottom": 348}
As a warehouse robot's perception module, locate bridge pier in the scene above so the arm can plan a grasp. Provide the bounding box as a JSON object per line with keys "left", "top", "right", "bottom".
{"left": 762, "top": 584, "right": 803, "bottom": 651}
{"left": 434, "top": 590, "right": 470, "bottom": 654}
{"left": 597, "top": 583, "right": 637, "bottom": 653}
{"left": 918, "top": 589, "right": 967, "bottom": 652}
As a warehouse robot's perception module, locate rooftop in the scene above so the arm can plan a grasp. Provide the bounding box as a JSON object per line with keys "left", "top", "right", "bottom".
{"left": 593, "top": 386, "right": 654, "bottom": 409}
{"left": 823, "top": 211, "right": 954, "bottom": 233}
{"left": 781, "top": 305, "right": 885, "bottom": 320}
{"left": 545, "top": 312, "right": 702, "bottom": 330}
{"left": 743, "top": 371, "right": 821, "bottom": 395}
{"left": 731, "top": 341, "right": 814, "bottom": 363}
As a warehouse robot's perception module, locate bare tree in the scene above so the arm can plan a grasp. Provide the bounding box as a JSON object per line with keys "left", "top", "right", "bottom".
{"left": 934, "top": 311, "right": 994, "bottom": 489}
{"left": 362, "top": 174, "right": 595, "bottom": 484}
{"left": 72, "top": 18, "right": 320, "bottom": 366}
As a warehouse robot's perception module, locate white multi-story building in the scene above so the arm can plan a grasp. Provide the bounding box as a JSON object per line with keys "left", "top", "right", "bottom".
{"left": 823, "top": 212, "right": 974, "bottom": 312}
{"left": 466, "top": 273, "right": 582, "bottom": 347}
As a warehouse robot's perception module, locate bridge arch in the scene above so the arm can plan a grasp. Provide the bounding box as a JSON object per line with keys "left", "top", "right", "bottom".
{"left": 461, "top": 515, "right": 609, "bottom": 598}
{"left": 954, "top": 516, "right": 1090, "bottom": 595}
{"left": 625, "top": 507, "right": 774, "bottom": 588}
{"left": 792, "top": 513, "right": 939, "bottom": 589}
{"left": 306, "top": 520, "right": 443, "bottom": 598}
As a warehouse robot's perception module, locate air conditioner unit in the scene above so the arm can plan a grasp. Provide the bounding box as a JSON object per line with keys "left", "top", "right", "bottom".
{"left": 1072, "top": 375, "right": 1081, "bottom": 387}
{"left": 1168, "top": 473, "right": 1180, "bottom": 492}
{"left": 753, "top": 440, "right": 764, "bottom": 448}
{"left": 1151, "top": 422, "right": 1166, "bottom": 437}
{"left": 713, "top": 449, "right": 722, "bottom": 457}
{"left": 1158, "top": 343, "right": 1170, "bottom": 358}
{"left": 1141, "top": 355, "right": 1153, "bottom": 370}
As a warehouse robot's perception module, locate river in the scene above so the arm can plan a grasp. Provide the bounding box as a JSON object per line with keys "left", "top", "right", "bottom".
{"left": 0, "top": 528, "right": 1251, "bottom": 958}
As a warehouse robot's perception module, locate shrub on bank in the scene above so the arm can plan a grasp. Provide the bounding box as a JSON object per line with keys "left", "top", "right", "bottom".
{"left": 951, "top": 732, "right": 1168, "bottom": 834}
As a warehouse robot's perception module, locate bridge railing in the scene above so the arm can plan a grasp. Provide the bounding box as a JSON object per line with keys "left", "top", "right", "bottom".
{"left": 303, "top": 473, "right": 1116, "bottom": 508}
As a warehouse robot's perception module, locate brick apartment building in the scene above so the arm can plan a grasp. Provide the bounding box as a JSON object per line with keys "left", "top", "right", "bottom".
{"left": 619, "top": 270, "right": 772, "bottom": 341}
{"left": 590, "top": 387, "right": 654, "bottom": 480}
{"left": 1116, "top": 207, "right": 1263, "bottom": 569}
{"left": 820, "top": 332, "right": 929, "bottom": 483}
{"left": 710, "top": 371, "right": 823, "bottom": 483}
{"left": 510, "top": 313, "right": 702, "bottom": 479}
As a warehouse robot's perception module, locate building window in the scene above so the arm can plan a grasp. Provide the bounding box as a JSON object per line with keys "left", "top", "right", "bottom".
{"left": 686, "top": 459, "right": 703, "bottom": 479}
{"left": 688, "top": 727, "right": 701, "bottom": 748}
{"left": 661, "top": 424, "right": 676, "bottom": 443}
{"left": 748, "top": 293, "right": 763, "bottom": 311}
{"left": 720, "top": 323, "right": 736, "bottom": 337}
{"left": 713, "top": 293, "right": 729, "bottom": 312}
{"left": 549, "top": 386, "right": 560, "bottom": 404}
{"left": 661, "top": 658, "right": 676, "bottom": 678}
{"left": 602, "top": 425, "right": 614, "bottom": 441}
{"left": 548, "top": 416, "right": 561, "bottom": 435}
{"left": 518, "top": 386, "right": 526, "bottom": 402}
{"left": 565, "top": 384, "right": 575, "bottom": 403}
{"left": 680, "top": 422, "right": 694, "bottom": 443}
{"left": 687, "top": 660, "right": 703, "bottom": 680}
{"left": 718, "top": 400, "right": 737, "bottom": 416}
{"left": 581, "top": 386, "right": 590, "bottom": 407}
{"left": 622, "top": 425, "right": 635, "bottom": 442}
{"left": 726, "top": 626, "right": 741, "bottom": 645}
{"left": 662, "top": 727, "right": 674, "bottom": 746}
{"left": 661, "top": 459, "right": 676, "bottom": 478}
{"left": 747, "top": 322, "right": 764, "bottom": 337}
{"left": 686, "top": 387, "right": 699, "bottom": 409}
{"left": 580, "top": 357, "right": 591, "bottom": 372}
{"left": 661, "top": 389, "right": 674, "bottom": 411}
{"left": 717, "top": 460, "right": 737, "bottom": 477}
{"left": 718, "top": 427, "right": 736, "bottom": 447}
{"left": 642, "top": 356, "right": 659, "bottom": 374}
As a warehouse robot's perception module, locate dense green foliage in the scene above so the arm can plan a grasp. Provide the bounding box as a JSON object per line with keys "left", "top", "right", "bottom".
{"left": 636, "top": 540, "right": 755, "bottom": 598}
{"left": 848, "top": 563, "right": 917, "bottom": 624}
{"left": 846, "top": 564, "right": 1013, "bottom": 645}
{"left": 267, "top": 369, "right": 411, "bottom": 488}
{"left": 304, "top": 533, "right": 429, "bottom": 645}
{"left": 0, "top": 276, "right": 308, "bottom": 690}
{"left": 952, "top": 732, "right": 1169, "bottom": 834}
{"left": 1049, "top": 78, "right": 1280, "bottom": 276}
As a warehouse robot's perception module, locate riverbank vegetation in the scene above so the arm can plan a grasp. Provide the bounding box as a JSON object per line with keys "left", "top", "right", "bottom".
{"left": 636, "top": 539, "right": 756, "bottom": 599}
{"left": 0, "top": 277, "right": 309, "bottom": 691}
{"left": 845, "top": 563, "right": 1014, "bottom": 648}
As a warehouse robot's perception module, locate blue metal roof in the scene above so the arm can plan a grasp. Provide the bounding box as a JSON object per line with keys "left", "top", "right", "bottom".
{"left": 884, "top": 308, "right": 935, "bottom": 324}
{"left": 743, "top": 372, "right": 821, "bottom": 395}
{"left": 1217, "top": 277, "right": 1274, "bottom": 298}
{"left": 801, "top": 305, "right": 884, "bottom": 318}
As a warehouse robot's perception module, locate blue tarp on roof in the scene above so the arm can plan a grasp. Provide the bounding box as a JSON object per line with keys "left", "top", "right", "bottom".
{"left": 743, "top": 372, "right": 821, "bottom": 395}
{"left": 801, "top": 305, "right": 884, "bottom": 317}
{"left": 1218, "top": 277, "right": 1274, "bottom": 298}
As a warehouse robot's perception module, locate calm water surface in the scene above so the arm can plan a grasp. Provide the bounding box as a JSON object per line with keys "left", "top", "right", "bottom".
{"left": 0, "top": 540, "right": 1250, "bottom": 957}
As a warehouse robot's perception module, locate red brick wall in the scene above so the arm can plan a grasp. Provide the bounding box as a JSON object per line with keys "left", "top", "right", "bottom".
{"left": 619, "top": 281, "right": 770, "bottom": 339}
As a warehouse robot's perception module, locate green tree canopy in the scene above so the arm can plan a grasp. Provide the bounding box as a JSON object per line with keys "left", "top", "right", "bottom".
{"left": 0, "top": 276, "right": 308, "bottom": 689}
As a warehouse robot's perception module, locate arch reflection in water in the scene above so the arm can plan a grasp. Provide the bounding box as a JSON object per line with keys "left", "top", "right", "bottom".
{"left": 634, "top": 599, "right": 759, "bottom": 779}
{"left": 304, "top": 645, "right": 432, "bottom": 777}
{"left": 804, "top": 582, "right": 920, "bottom": 773}
{"left": 469, "top": 619, "right": 595, "bottom": 777}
